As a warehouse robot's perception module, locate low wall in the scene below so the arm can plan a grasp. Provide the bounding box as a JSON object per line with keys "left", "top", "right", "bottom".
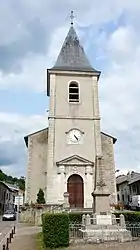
{"left": 20, "top": 204, "right": 63, "bottom": 226}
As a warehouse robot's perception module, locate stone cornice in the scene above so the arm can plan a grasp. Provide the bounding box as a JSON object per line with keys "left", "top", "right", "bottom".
{"left": 48, "top": 116, "right": 101, "bottom": 120}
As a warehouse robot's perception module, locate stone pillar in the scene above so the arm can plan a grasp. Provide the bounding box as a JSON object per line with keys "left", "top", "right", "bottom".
{"left": 85, "top": 166, "right": 93, "bottom": 208}
{"left": 92, "top": 76, "right": 102, "bottom": 156}
{"left": 92, "top": 156, "right": 110, "bottom": 213}
{"left": 58, "top": 165, "right": 66, "bottom": 202}
{"left": 120, "top": 214, "right": 126, "bottom": 228}
{"left": 92, "top": 77, "right": 110, "bottom": 213}
{"left": 112, "top": 214, "right": 117, "bottom": 225}
{"left": 86, "top": 214, "right": 91, "bottom": 226}
{"left": 63, "top": 192, "right": 70, "bottom": 209}
{"left": 82, "top": 214, "right": 86, "bottom": 225}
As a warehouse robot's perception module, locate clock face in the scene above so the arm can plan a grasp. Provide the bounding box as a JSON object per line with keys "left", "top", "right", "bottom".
{"left": 69, "top": 129, "right": 81, "bottom": 143}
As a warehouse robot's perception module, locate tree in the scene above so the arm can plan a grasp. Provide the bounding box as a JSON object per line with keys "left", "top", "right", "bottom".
{"left": 18, "top": 177, "right": 25, "bottom": 190}
{"left": 0, "top": 169, "right": 25, "bottom": 190}
{"left": 36, "top": 188, "right": 45, "bottom": 204}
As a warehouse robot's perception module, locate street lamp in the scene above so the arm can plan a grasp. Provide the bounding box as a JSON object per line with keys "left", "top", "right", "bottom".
{"left": 115, "top": 169, "right": 120, "bottom": 173}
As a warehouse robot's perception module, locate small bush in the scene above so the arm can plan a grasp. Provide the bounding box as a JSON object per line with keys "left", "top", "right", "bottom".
{"left": 42, "top": 213, "right": 69, "bottom": 249}
{"left": 36, "top": 188, "right": 45, "bottom": 204}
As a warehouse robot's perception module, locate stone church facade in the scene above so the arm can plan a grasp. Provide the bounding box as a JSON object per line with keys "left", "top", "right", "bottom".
{"left": 24, "top": 25, "right": 117, "bottom": 208}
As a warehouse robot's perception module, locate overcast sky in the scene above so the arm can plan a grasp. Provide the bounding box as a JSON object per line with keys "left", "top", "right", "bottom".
{"left": 0, "top": 0, "right": 140, "bottom": 177}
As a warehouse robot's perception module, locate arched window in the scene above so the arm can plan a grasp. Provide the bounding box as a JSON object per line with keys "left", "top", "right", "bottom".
{"left": 69, "top": 81, "right": 79, "bottom": 103}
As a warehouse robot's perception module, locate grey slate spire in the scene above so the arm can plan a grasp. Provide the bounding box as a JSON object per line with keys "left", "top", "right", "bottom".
{"left": 52, "top": 26, "right": 97, "bottom": 72}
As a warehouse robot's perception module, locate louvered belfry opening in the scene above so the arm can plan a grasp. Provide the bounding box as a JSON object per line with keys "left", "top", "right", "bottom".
{"left": 69, "top": 81, "right": 79, "bottom": 103}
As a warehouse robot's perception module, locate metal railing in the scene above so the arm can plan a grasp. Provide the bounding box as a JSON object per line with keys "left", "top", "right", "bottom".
{"left": 126, "top": 222, "right": 140, "bottom": 239}
{"left": 50, "top": 204, "right": 63, "bottom": 213}
{"left": 69, "top": 224, "right": 84, "bottom": 239}
{"left": 82, "top": 213, "right": 124, "bottom": 227}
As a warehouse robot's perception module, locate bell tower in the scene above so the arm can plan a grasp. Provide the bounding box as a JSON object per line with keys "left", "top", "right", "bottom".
{"left": 46, "top": 19, "right": 110, "bottom": 210}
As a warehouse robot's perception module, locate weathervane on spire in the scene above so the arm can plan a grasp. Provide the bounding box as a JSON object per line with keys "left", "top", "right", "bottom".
{"left": 70, "top": 10, "right": 75, "bottom": 26}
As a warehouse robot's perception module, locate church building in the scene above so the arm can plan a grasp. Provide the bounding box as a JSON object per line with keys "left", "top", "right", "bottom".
{"left": 24, "top": 23, "right": 117, "bottom": 209}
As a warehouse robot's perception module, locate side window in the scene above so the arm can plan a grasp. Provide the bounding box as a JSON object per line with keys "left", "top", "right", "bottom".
{"left": 69, "top": 81, "right": 79, "bottom": 103}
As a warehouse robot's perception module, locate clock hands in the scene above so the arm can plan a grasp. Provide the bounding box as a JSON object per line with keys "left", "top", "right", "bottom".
{"left": 74, "top": 135, "right": 78, "bottom": 141}
{"left": 69, "top": 129, "right": 81, "bottom": 142}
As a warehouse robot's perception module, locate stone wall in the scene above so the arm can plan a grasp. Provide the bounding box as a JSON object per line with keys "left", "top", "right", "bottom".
{"left": 20, "top": 205, "right": 63, "bottom": 226}
{"left": 25, "top": 129, "right": 48, "bottom": 204}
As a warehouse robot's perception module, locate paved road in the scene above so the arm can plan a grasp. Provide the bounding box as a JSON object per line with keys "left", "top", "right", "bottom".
{"left": 0, "top": 216, "right": 17, "bottom": 245}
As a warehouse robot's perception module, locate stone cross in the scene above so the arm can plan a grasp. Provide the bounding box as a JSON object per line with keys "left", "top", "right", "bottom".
{"left": 70, "top": 11, "right": 75, "bottom": 26}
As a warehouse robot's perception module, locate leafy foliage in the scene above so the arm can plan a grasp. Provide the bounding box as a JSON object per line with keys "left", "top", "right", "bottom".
{"left": 68, "top": 211, "right": 140, "bottom": 224}
{"left": 36, "top": 189, "right": 45, "bottom": 204}
{"left": 42, "top": 213, "right": 69, "bottom": 248}
{"left": 114, "top": 211, "right": 140, "bottom": 222}
{"left": 69, "top": 212, "right": 83, "bottom": 224}
{"left": 0, "top": 169, "right": 25, "bottom": 190}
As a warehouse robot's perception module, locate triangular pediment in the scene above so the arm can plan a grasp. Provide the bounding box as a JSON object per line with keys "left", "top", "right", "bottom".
{"left": 56, "top": 155, "right": 94, "bottom": 166}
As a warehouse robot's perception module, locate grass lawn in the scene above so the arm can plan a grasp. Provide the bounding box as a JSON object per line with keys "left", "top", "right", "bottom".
{"left": 37, "top": 232, "right": 45, "bottom": 250}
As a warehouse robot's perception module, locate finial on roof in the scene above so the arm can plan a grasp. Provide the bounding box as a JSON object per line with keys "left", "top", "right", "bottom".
{"left": 70, "top": 10, "right": 75, "bottom": 26}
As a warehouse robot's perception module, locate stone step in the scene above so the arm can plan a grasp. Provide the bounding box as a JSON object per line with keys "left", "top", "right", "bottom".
{"left": 69, "top": 208, "right": 93, "bottom": 213}
{"left": 81, "top": 228, "right": 132, "bottom": 243}
{"left": 86, "top": 225, "right": 126, "bottom": 230}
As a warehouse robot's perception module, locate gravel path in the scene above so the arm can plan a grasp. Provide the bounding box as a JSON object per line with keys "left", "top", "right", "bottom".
{"left": 10, "top": 233, "right": 37, "bottom": 250}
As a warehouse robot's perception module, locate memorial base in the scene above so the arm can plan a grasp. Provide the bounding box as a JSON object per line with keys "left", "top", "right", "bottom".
{"left": 81, "top": 213, "right": 132, "bottom": 243}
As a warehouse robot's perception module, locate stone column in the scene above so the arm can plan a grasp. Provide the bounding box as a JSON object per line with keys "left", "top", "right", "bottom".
{"left": 58, "top": 165, "right": 66, "bottom": 202}
{"left": 92, "top": 76, "right": 110, "bottom": 213}
{"left": 85, "top": 166, "right": 93, "bottom": 208}
{"left": 63, "top": 192, "right": 70, "bottom": 209}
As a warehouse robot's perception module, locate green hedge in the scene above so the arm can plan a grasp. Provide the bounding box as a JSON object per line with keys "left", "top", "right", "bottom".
{"left": 114, "top": 211, "right": 140, "bottom": 222}
{"left": 68, "top": 212, "right": 82, "bottom": 224}
{"left": 68, "top": 211, "right": 140, "bottom": 224}
{"left": 42, "top": 213, "right": 69, "bottom": 249}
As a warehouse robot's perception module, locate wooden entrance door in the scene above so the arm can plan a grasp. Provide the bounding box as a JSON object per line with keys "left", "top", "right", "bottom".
{"left": 67, "top": 174, "right": 84, "bottom": 208}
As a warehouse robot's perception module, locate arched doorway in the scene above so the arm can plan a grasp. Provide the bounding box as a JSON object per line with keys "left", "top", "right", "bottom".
{"left": 67, "top": 174, "right": 84, "bottom": 208}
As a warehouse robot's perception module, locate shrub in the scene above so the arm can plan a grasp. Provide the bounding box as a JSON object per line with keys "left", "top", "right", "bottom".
{"left": 68, "top": 211, "right": 140, "bottom": 224}
{"left": 69, "top": 212, "right": 82, "bottom": 224}
{"left": 42, "top": 213, "right": 69, "bottom": 248}
{"left": 114, "top": 211, "right": 140, "bottom": 223}
{"left": 36, "top": 189, "right": 45, "bottom": 204}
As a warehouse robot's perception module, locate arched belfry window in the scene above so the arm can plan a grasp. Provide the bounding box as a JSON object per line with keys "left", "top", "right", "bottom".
{"left": 69, "top": 81, "right": 79, "bottom": 103}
